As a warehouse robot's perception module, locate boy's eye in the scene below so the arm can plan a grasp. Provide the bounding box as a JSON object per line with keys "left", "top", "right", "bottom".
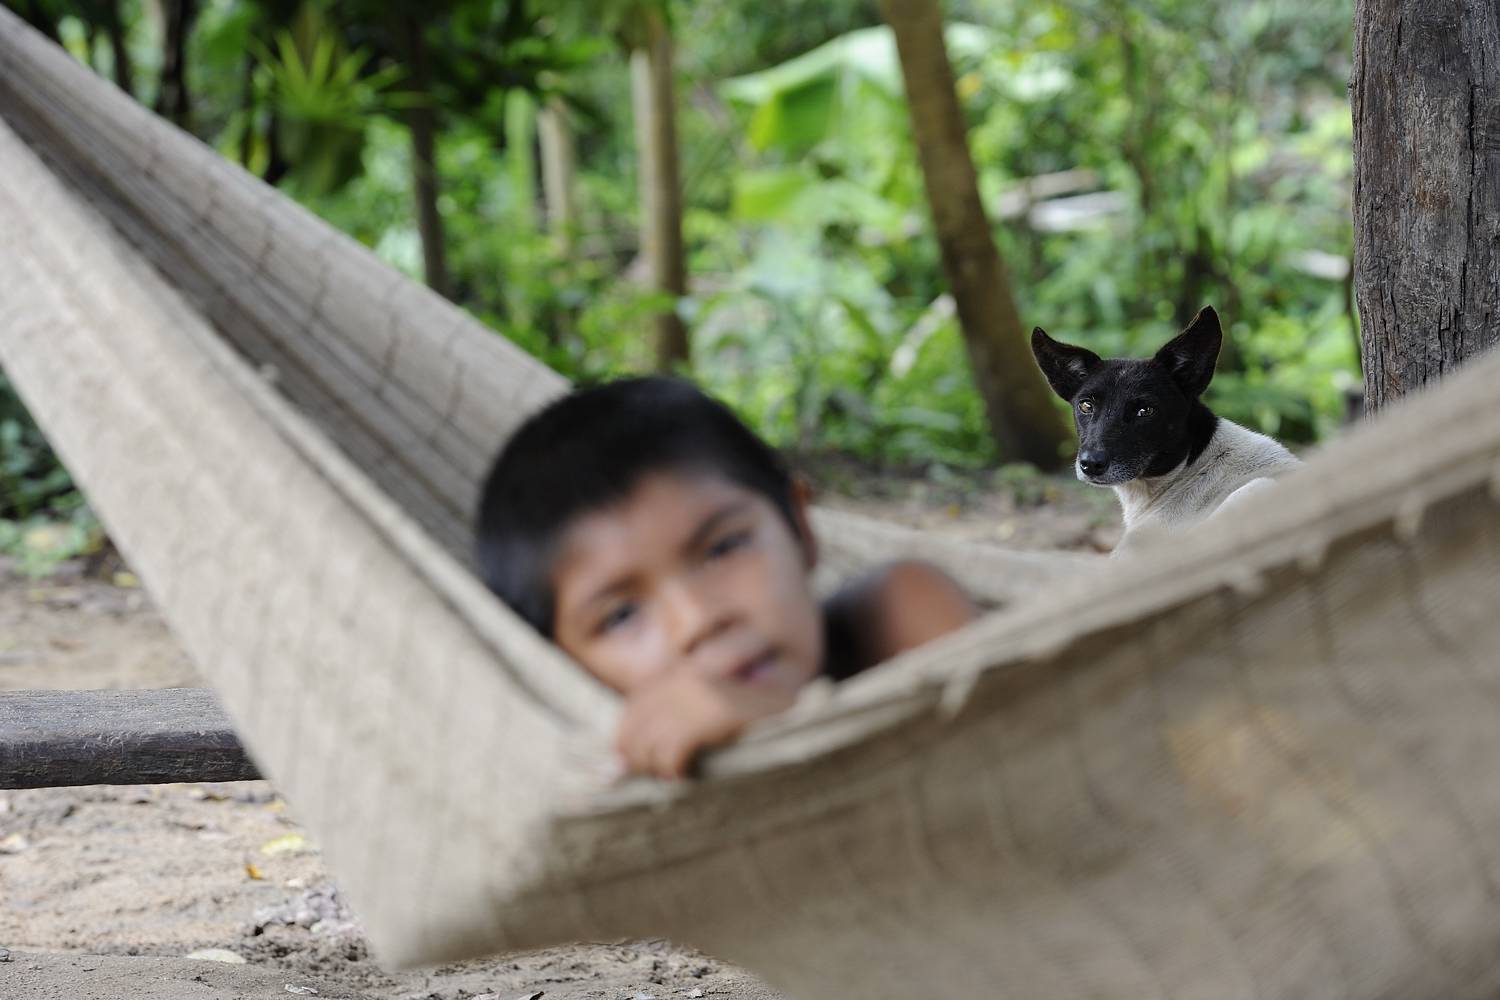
{"left": 1077, "top": 400, "right": 1094, "bottom": 414}
{"left": 596, "top": 602, "right": 638, "bottom": 635}
{"left": 706, "top": 529, "right": 752, "bottom": 560}
{"left": 1136, "top": 405, "right": 1155, "bottom": 418}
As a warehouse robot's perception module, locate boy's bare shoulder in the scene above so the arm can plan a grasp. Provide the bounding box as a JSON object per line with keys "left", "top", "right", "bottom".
{"left": 864, "top": 559, "right": 978, "bottom": 642}
{"left": 828, "top": 560, "right": 977, "bottom": 674}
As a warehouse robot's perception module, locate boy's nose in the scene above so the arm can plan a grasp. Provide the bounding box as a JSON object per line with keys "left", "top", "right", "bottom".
{"left": 661, "top": 578, "right": 731, "bottom": 654}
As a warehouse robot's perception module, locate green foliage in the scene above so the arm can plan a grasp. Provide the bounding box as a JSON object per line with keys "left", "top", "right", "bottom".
{"left": 0, "top": 372, "right": 75, "bottom": 521}
{"left": 248, "top": 6, "right": 407, "bottom": 193}
{"left": 705, "top": 2, "right": 1357, "bottom": 448}
{"left": 0, "top": 504, "right": 105, "bottom": 578}
{"left": 34, "top": 0, "right": 1360, "bottom": 481}
{"left": 0, "top": 371, "right": 99, "bottom": 576}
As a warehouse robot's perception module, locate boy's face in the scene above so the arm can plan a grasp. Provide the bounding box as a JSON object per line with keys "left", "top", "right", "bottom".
{"left": 550, "top": 470, "right": 824, "bottom": 703}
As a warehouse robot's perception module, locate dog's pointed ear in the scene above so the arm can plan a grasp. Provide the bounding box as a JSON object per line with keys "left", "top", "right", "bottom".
{"left": 1154, "top": 306, "right": 1222, "bottom": 399}
{"left": 1031, "top": 327, "right": 1102, "bottom": 401}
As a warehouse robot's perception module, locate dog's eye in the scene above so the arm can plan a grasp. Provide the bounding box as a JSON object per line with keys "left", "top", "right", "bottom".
{"left": 1078, "top": 400, "right": 1094, "bottom": 414}
{"left": 1136, "top": 406, "right": 1155, "bottom": 418}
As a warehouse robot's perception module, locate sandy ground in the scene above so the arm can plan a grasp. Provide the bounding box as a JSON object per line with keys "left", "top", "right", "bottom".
{"left": 0, "top": 479, "right": 1118, "bottom": 999}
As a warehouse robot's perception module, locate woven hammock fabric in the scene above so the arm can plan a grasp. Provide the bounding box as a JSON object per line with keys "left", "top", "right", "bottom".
{"left": 6, "top": 10, "right": 1500, "bottom": 999}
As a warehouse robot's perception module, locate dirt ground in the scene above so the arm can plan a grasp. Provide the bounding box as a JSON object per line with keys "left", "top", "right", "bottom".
{"left": 0, "top": 475, "right": 1118, "bottom": 1000}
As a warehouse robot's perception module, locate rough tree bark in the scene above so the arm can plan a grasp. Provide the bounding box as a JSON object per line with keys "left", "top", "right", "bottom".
{"left": 403, "top": 13, "right": 450, "bottom": 299}
{"left": 154, "top": 0, "right": 196, "bottom": 128}
{"left": 1352, "top": 0, "right": 1499, "bottom": 411}
{"left": 629, "top": 5, "right": 690, "bottom": 371}
{"left": 878, "top": 0, "right": 1070, "bottom": 468}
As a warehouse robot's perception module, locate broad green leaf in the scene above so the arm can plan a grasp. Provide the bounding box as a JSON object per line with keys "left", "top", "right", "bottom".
{"left": 731, "top": 167, "right": 813, "bottom": 220}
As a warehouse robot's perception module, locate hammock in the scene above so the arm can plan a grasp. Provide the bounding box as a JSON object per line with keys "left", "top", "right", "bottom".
{"left": 6, "top": 9, "right": 1500, "bottom": 998}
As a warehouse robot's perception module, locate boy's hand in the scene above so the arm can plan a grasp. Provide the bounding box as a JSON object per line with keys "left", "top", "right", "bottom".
{"left": 615, "top": 670, "right": 793, "bottom": 780}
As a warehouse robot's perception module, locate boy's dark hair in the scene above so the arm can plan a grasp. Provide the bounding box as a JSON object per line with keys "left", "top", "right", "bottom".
{"left": 474, "top": 376, "right": 803, "bottom": 637}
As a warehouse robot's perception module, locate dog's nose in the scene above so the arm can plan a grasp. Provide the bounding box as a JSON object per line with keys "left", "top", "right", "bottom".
{"left": 1079, "top": 451, "right": 1108, "bottom": 477}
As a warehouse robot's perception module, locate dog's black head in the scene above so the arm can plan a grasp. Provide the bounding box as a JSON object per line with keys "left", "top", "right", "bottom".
{"left": 1031, "top": 307, "right": 1223, "bottom": 486}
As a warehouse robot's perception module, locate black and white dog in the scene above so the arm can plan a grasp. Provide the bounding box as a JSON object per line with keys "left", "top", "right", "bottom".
{"left": 1031, "top": 306, "right": 1298, "bottom": 553}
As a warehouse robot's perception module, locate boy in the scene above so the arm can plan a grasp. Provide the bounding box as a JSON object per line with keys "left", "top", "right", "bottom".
{"left": 475, "top": 377, "right": 977, "bottom": 779}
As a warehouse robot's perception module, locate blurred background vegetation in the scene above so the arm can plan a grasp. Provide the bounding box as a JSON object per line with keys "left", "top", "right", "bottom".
{"left": 1, "top": 0, "right": 1358, "bottom": 565}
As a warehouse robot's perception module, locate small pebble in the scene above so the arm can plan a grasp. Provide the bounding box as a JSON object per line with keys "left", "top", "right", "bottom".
{"left": 689, "top": 991, "right": 705, "bottom": 999}
{"left": 284, "top": 987, "right": 319, "bottom": 996}
{"left": 0, "top": 948, "right": 11, "bottom": 962}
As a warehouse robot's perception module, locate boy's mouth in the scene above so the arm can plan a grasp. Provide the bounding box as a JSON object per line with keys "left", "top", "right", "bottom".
{"left": 729, "top": 650, "right": 779, "bottom": 685}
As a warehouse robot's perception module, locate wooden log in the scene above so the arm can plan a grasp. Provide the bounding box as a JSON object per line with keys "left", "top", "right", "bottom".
{"left": 0, "top": 688, "right": 259, "bottom": 788}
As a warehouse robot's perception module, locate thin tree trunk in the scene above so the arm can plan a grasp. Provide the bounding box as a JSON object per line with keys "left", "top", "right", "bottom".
{"left": 539, "top": 97, "right": 578, "bottom": 255}
{"left": 263, "top": 111, "right": 290, "bottom": 186}
{"left": 154, "top": 0, "right": 196, "bottom": 128}
{"left": 506, "top": 90, "right": 539, "bottom": 234}
{"left": 539, "top": 97, "right": 580, "bottom": 348}
{"left": 1351, "top": 0, "right": 1500, "bottom": 411}
{"left": 629, "top": 6, "right": 690, "bottom": 371}
{"left": 403, "top": 15, "right": 450, "bottom": 299}
{"left": 20, "top": 1, "right": 61, "bottom": 44}
{"left": 878, "top": 0, "right": 1070, "bottom": 468}
{"left": 103, "top": 0, "right": 134, "bottom": 96}
{"left": 239, "top": 49, "right": 256, "bottom": 168}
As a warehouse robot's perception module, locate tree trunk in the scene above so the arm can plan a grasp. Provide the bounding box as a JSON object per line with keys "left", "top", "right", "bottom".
{"left": 878, "top": 0, "right": 1070, "bottom": 468}
{"left": 539, "top": 97, "right": 579, "bottom": 255}
{"left": 505, "top": 89, "right": 539, "bottom": 234}
{"left": 154, "top": 0, "right": 196, "bottom": 128}
{"left": 263, "top": 110, "right": 290, "bottom": 186}
{"left": 403, "top": 15, "right": 450, "bottom": 299}
{"left": 84, "top": 20, "right": 100, "bottom": 71}
{"left": 239, "top": 48, "right": 256, "bottom": 168}
{"left": 539, "top": 97, "right": 580, "bottom": 348}
{"left": 20, "top": 1, "right": 61, "bottom": 44}
{"left": 1352, "top": 0, "right": 1500, "bottom": 411}
{"left": 103, "top": 0, "right": 134, "bottom": 96}
{"left": 629, "top": 6, "right": 690, "bottom": 371}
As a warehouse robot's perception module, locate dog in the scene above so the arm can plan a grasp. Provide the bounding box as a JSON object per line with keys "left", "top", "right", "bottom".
{"left": 1030, "top": 306, "right": 1299, "bottom": 553}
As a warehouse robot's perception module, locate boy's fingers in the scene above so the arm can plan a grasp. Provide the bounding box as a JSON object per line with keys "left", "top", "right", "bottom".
{"left": 630, "top": 711, "right": 692, "bottom": 780}
{"left": 615, "top": 706, "right": 656, "bottom": 775}
{"left": 652, "top": 732, "right": 694, "bottom": 781}
{"left": 615, "top": 674, "right": 733, "bottom": 779}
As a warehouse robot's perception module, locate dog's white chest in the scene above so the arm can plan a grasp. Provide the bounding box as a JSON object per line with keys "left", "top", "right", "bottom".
{"left": 1113, "top": 420, "right": 1298, "bottom": 548}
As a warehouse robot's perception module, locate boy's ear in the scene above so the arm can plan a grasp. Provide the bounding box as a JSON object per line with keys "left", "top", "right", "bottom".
{"left": 791, "top": 476, "right": 818, "bottom": 569}
{"left": 1154, "top": 306, "right": 1222, "bottom": 399}
{"left": 1031, "top": 327, "right": 1102, "bottom": 401}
